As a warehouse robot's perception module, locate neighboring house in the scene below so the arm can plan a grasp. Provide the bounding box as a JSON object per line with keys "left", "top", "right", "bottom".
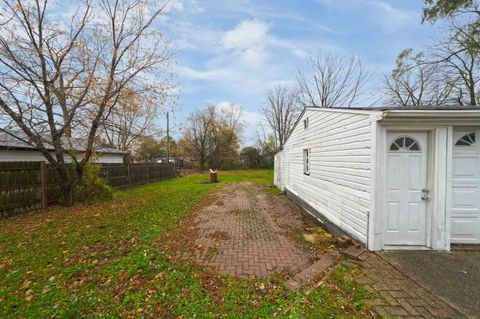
{"left": 0, "top": 131, "right": 128, "bottom": 164}
{"left": 274, "top": 106, "right": 480, "bottom": 251}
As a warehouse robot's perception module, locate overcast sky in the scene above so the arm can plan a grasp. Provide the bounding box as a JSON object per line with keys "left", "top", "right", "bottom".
{"left": 165, "top": 0, "right": 441, "bottom": 144}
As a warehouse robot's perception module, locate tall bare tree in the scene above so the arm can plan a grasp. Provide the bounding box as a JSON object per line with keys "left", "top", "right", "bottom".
{"left": 261, "top": 85, "right": 301, "bottom": 151}
{"left": 297, "top": 54, "right": 372, "bottom": 108}
{"left": 180, "top": 106, "right": 215, "bottom": 171}
{"left": 0, "top": 0, "right": 174, "bottom": 204}
{"left": 208, "top": 103, "right": 242, "bottom": 169}
{"left": 179, "top": 104, "right": 242, "bottom": 171}
{"left": 384, "top": 49, "right": 458, "bottom": 106}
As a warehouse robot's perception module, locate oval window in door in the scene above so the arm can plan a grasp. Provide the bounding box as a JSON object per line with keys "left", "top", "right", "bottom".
{"left": 389, "top": 136, "right": 421, "bottom": 152}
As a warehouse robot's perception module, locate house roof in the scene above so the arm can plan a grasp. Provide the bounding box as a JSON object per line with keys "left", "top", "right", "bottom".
{"left": 325, "top": 105, "right": 480, "bottom": 111}
{"left": 278, "top": 105, "right": 480, "bottom": 153}
{"left": 0, "top": 130, "right": 128, "bottom": 155}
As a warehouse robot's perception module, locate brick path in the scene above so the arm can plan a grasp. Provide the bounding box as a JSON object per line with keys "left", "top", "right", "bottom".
{"left": 352, "top": 254, "right": 466, "bottom": 319}
{"left": 184, "top": 182, "right": 312, "bottom": 278}
{"left": 181, "top": 182, "right": 467, "bottom": 317}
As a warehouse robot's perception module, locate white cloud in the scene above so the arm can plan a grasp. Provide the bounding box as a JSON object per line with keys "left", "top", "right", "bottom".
{"left": 372, "top": 1, "right": 417, "bottom": 31}
{"left": 221, "top": 19, "right": 270, "bottom": 50}
{"left": 315, "top": 0, "right": 418, "bottom": 32}
{"left": 177, "top": 65, "right": 232, "bottom": 80}
{"left": 221, "top": 19, "right": 271, "bottom": 67}
{"left": 164, "top": 0, "right": 204, "bottom": 14}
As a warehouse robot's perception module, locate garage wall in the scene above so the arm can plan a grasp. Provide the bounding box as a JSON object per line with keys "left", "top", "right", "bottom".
{"left": 281, "top": 108, "right": 374, "bottom": 244}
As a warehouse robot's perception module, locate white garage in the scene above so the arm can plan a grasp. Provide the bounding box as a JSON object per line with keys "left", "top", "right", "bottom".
{"left": 274, "top": 106, "right": 480, "bottom": 251}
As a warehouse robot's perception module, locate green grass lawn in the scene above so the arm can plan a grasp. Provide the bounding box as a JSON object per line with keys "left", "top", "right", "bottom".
{"left": 0, "top": 170, "right": 372, "bottom": 318}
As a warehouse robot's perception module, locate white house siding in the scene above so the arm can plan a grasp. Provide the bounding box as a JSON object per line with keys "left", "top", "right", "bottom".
{"left": 278, "top": 108, "right": 374, "bottom": 244}
{"left": 0, "top": 150, "right": 125, "bottom": 164}
{"left": 274, "top": 151, "right": 285, "bottom": 191}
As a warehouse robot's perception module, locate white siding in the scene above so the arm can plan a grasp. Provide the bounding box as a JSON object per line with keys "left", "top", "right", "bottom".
{"left": 0, "top": 150, "right": 125, "bottom": 164}
{"left": 274, "top": 151, "right": 285, "bottom": 191}
{"left": 280, "top": 108, "right": 374, "bottom": 243}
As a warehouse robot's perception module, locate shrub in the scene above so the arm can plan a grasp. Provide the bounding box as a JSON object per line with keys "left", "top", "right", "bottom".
{"left": 221, "top": 160, "right": 240, "bottom": 170}
{"left": 74, "top": 162, "right": 113, "bottom": 204}
{"left": 193, "top": 161, "right": 209, "bottom": 171}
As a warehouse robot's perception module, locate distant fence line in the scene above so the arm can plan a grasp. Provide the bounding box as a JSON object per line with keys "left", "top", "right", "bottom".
{"left": 0, "top": 161, "right": 176, "bottom": 218}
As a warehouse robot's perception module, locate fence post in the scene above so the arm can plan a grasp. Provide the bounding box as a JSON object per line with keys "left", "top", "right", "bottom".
{"left": 127, "top": 163, "right": 132, "bottom": 187}
{"left": 40, "top": 162, "right": 47, "bottom": 209}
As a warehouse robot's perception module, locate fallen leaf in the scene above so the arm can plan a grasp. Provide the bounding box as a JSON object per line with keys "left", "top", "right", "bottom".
{"left": 118, "top": 269, "right": 128, "bottom": 281}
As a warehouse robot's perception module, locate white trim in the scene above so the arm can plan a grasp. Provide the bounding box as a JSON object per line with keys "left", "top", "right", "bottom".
{"left": 368, "top": 114, "right": 379, "bottom": 250}
{"left": 304, "top": 107, "right": 382, "bottom": 116}
{"left": 381, "top": 110, "right": 480, "bottom": 119}
{"left": 383, "top": 245, "right": 432, "bottom": 251}
{"left": 445, "top": 126, "right": 453, "bottom": 250}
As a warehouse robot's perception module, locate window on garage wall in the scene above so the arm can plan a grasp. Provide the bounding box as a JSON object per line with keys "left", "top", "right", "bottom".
{"left": 303, "top": 148, "right": 310, "bottom": 175}
{"left": 455, "top": 132, "right": 476, "bottom": 146}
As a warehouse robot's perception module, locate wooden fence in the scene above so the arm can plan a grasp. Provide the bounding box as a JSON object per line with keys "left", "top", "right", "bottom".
{"left": 0, "top": 161, "right": 176, "bottom": 218}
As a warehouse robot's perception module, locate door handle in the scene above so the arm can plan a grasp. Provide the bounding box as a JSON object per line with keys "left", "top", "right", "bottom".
{"left": 422, "top": 188, "right": 429, "bottom": 193}
{"left": 422, "top": 195, "right": 430, "bottom": 200}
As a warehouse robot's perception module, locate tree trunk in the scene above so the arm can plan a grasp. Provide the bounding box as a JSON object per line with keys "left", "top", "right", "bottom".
{"left": 56, "top": 162, "right": 83, "bottom": 206}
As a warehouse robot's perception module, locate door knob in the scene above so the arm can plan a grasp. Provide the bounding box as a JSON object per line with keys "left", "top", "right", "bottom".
{"left": 422, "top": 188, "right": 429, "bottom": 193}
{"left": 422, "top": 195, "right": 430, "bottom": 200}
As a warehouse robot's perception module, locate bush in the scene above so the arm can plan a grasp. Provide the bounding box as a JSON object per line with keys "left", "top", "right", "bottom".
{"left": 221, "top": 160, "right": 240, "bottom": 170}
{"left": 193, "top": 161, "right": 210, "bottom": 171}
{"left": 74, "top": 162, "right": 113, "bottom": 204}
{"left": 259, "top": 162, "right": 273, "bottom": 169}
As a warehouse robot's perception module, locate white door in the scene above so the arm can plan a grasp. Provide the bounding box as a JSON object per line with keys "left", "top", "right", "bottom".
{"left": 384, "top": 132, "right": 429, "bottom": 246}
{"left": 451, "top": 130, "right": 480, "bottom": 244}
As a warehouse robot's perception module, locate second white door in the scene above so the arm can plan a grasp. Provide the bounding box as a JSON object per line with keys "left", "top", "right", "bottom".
{"left": 384, "top": 132, "right": 429, "bottom": 246}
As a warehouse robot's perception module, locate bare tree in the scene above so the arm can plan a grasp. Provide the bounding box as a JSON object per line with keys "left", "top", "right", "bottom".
{"left": 97, "top": 86, "right": 170, "bottom": 151}
{"left": 431, "top": 21, "right": 480, "bottom": 105}
{"left": 297, "top": 54, "right": 372, "bottom": 108}
{"left": 0, "top": 0, "right": 173, "bottom": 204}
{"left": 384, "top": 49, "right": 458, "bottom": 106}
{"left": 208, "top": 103, "right": 242, "bottom": 169}
{"left": 261, "top": 85, "right": 301, "bottom": 151}
{"left": 179, "top": 104, "right": 242, "bottom": 171}
{"left": 180, "top": 106, "right": 215, "bottom": 171}
{"left": 255, "top": 128, "right": 276, "bottom": 167}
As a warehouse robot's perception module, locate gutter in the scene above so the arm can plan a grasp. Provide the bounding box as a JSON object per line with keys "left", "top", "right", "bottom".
{"left": 380, "top": 110, "right": 480, "bottom": 119}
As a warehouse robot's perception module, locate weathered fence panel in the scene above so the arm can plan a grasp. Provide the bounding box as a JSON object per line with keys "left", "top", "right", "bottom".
{"left": 0, "top": 161, "right": 176, "bottom": 218}
{"left": 0, "top": 162, "right": 43, "bottom": 217}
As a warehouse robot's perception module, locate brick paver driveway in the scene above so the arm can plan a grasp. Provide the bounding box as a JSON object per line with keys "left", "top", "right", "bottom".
{"left": 179, "top": 181, "right": 467, "bottom": 318}
{"left": 184, "top": 182, "right": 312, "bottom": 279}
